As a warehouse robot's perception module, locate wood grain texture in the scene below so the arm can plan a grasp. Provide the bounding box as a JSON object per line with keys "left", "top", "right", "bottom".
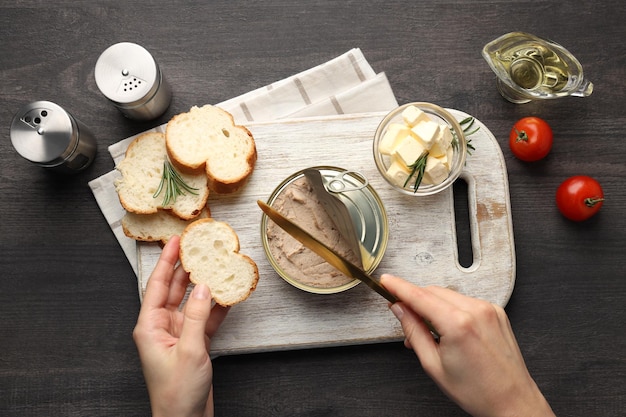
{"left": 1, "top": 1, "right": 625, "bottom": 416}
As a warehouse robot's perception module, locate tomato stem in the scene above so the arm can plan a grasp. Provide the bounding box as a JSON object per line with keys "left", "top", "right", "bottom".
{"left": 584, "top": 197, "right": 604, "bottom": 207}
{"left": 514, "top": 128, "right": 529, "bottom": 143}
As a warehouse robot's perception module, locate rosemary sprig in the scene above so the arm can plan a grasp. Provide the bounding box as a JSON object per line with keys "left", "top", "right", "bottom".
{"left": 459, "top": 116, "right": 479, "bottom": 154}
{"left": 153, "top": 159, "right": 199, "bottom": 206}
{"left": 404, "top": 150, "right": 429, "bottom": 193}
{"left": 460, "top": 116, "right": 480, "bottom": 136}
{"left": 451, "top": 116, "right": 479, "bottom": 154}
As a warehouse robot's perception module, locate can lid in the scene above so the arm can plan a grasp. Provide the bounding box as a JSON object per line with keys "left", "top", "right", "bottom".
{"left": 10, "top": 101, "right": 75, "bottom": 164}
{"left": 94, "top": 42, "right": 158, "bottom": 105}
{"left": 314, "top": 168, "right": 388, "bottom": 271}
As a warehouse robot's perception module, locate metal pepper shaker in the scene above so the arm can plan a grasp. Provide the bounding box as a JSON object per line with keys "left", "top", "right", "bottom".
{"left": 10, "top": 101, "right": 97, "bottom": 174}
{"left": 94, "top": 42, "right": 172, "bottom": 121}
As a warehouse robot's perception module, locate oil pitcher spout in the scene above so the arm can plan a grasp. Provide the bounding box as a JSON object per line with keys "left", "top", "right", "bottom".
{"left": 572, "top": 79, "right": 594, "bottom": 97}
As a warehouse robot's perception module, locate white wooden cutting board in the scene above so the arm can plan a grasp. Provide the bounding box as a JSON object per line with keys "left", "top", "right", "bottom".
{"left": 138, "top": 110, "right": 515, "bottom": 356}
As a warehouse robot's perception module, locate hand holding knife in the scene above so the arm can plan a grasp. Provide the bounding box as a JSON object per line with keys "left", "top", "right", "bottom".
{"left": 257, "top": 200, "right": 440, "bottom": 340}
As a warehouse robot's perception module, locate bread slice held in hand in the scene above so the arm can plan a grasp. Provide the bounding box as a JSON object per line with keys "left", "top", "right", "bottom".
{"left": 121, "top": 208, "right": 210, "bottom": 245}
{"left": 180, "top": 218, "right": 259, "bottom": 306}
{"left": 115, "top": 132, "right": 209, "bottom": 220}
{"left": 166, "top": 105, "right": 257, "bottom": 194}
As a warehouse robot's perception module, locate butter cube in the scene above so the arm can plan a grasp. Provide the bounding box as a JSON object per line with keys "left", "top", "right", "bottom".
{"left": 430, "top": 141, "right": 446, "bottom": 157}
{"left": 423, "top": 156, "right": 449, "bottom": 185}
{"left": 379, "top": 123, "right": 411, "bottom": 155}
{"left": 430, "top": 125, "right": 452, "bottom": 157}
{"left": 439, "top": 124, "right": 453, "bottom": 147}
{"left": 385, "top": 158, "right": 411, "bottom": 186}
{"left": 401, "top": 105, "right": 430, "bottom": 127}
{"left": 445, "top": 146, "right": 454, "bottom": 170}
{"left": 411, "top": 120, "right": 440, "bottom": 149}
{"left": 437, "top": 151, "right": 448, "bottom": 168}
{"left": 393, "top": 136, "right": 427, "bottom": 166}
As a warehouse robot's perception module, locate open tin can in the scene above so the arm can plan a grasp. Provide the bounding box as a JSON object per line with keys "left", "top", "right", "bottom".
{"left": 10, "top": 101, "right": 97, "bottom": 173}
{"left": 261, "top": 166, "right": 388, "bottom": 295}
{"left": 94, "top": 42, "right": 171, "bottom": 120}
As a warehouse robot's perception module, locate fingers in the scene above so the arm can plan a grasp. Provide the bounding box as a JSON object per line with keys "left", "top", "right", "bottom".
{"left": 424, "top": 285, "right": 512, "bottom": 343}
{"left": 381, "top": 274, "right": 455, "bottom": 333}
{"left": 390, "top": 302, "right": 441, "bottom": 364}
{"left": 382, "top": 274, "right": 512, "bottom": 347}
{"left": 165, "top": 263, "right": 191, "bottom": 309}
{"left": 423, "top": 285, "right": 483, "bottom": 311}
{"left": 178, "top": 283, "right": 213, "bottom": 355}
{"left": 382, "top": 275, "right": 445, "bottom": 366}
{"left": 142, "top": 236, "right": 182, "bottom": 311}
{"left": 206, "top": 304, "right": 230, "bottom": 339}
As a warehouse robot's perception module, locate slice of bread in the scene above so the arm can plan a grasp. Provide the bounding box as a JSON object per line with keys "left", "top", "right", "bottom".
{"left": 121, "top": 208, "right": 211, "bottom": 245}
{"left": 179, "top": 218, "right": 259, "bottom": 306}
{"left": 165, "top": 105, "right": 257, "bottom": 194}
{"left": 115, "top": 132, "right": 210, "bottom": 220}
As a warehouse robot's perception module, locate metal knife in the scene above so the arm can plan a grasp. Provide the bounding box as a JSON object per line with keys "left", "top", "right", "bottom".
{"left": 258, "top": 199, "right": 397, "bottom": 303}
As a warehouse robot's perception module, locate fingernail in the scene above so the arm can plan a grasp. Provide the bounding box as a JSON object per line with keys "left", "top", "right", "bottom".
{"left": 193, "top": 284, "right": 210, "bottom": 300}
{"left": 390, "top": 303, "right": 404, "bottom": 321}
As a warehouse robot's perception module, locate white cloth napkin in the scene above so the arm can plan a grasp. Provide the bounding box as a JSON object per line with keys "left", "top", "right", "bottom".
{"left": 89, "top": 48, "right": 398, "bottom": 279}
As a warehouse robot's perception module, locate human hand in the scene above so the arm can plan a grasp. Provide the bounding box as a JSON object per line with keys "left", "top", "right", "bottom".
{"left": 380, "top": 274, "right": 555, "bottom": 417}
{"left": 133, "top": 235, "right": 230, "bottom": 417}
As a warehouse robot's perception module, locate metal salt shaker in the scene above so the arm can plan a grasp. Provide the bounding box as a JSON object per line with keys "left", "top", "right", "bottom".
{"left": 10, "top": 101, "right": 97, "bottom": 174}
{"left": 94, "top": 42, "right": 172, "bottom": 121}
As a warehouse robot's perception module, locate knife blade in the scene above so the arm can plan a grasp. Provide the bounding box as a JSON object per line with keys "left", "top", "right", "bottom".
{"left": 258, "top": 199, "right": 440, "bottom": 341}
{"left": 258, "top": 199, "right": 397, "bottom": 303}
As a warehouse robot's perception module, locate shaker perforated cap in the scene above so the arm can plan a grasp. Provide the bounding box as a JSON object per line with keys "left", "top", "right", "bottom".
{"left": 94, "top": 42, "right": 158, "bottom": 105}
{"left": 10, "top": 101, "right": 75, "bottom": 164}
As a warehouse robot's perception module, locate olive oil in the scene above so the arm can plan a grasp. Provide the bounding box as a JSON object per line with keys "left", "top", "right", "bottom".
{"left": 482, "top": 32, "right": 593, "bottom": 103}
{"left": 497, "top": 46, "right": 570, "bottom": 93}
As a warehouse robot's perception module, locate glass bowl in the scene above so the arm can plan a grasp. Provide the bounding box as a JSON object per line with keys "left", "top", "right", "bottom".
{"left": 373, "top": 102, "right": 467, "bottom": 196}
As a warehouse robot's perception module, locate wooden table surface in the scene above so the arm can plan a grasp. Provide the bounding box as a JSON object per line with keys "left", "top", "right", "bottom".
{"left": 1, "top": 1, "right": 624, "bottom": 416}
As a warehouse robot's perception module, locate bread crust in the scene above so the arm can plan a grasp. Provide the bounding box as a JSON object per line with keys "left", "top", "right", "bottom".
{"left": 121, "top": 208, "right": 211, "bottom": 245}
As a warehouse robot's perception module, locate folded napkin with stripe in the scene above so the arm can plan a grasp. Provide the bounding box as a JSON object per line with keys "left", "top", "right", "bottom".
{"left": 89, "top": 48, "right": 398, "bottom": 289}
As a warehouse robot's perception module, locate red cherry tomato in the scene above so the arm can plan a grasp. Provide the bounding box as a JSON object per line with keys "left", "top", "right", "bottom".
{"left": 509, "top": 117, "right": 553, "bottom": 161}
{"left": 556, "top": 176, "right": 604, "bottom": 221}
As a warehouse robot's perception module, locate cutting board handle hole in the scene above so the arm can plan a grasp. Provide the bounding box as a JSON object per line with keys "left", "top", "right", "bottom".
{"left": 453, "top": 178, "right": 474, "bottom": 268}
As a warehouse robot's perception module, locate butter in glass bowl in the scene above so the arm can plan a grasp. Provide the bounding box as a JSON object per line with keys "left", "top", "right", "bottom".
{"left": 373, "top": 102, "right": 467, "bottom": 196}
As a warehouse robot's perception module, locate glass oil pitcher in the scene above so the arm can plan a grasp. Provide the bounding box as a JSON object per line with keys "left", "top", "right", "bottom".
{"left": 482, "top": 32, "right": 593, "bottom": 103}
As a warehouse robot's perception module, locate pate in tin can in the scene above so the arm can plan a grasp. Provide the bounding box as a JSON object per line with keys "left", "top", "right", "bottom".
{"left": 261, "top": 166, "right": 388, "bottom": 295}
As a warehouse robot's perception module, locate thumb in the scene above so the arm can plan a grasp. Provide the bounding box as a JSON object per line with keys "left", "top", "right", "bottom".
{"left": 179, "top": 283, "right": 213, "bottom": 354}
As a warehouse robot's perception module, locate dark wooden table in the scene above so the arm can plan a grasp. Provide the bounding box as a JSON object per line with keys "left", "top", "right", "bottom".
{"left": 1, "top": 1, "right": 624, "bottom": 416}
